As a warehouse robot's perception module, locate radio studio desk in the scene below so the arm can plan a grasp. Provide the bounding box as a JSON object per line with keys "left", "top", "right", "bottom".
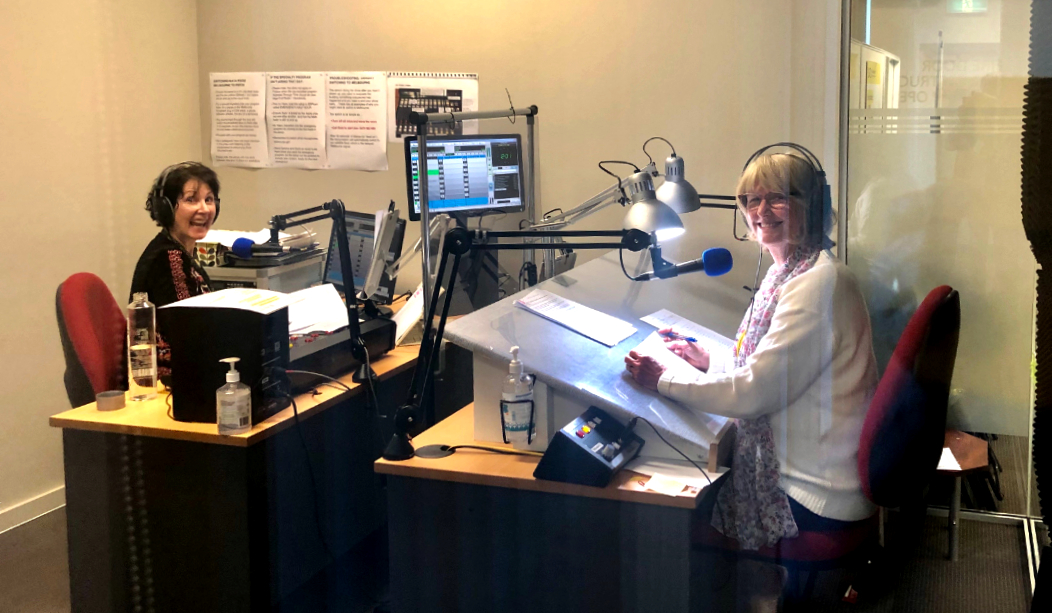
{"left": 375, "top": 404, "right": 712, "bottom": 613}
{"left": 50, "top": 345, "right": 419, "bottom": 613}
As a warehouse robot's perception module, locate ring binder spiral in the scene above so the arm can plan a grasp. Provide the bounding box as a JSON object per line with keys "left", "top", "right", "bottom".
{"left": 387, "top": 71, "right": 478, "bottom": 79}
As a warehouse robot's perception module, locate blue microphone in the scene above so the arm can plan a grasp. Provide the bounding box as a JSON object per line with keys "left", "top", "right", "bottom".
{"left": 636, "top": 247, "right": 733, "bottom": 280}
{"left": 230, "top": 237, "right": 286, "bottom": 259}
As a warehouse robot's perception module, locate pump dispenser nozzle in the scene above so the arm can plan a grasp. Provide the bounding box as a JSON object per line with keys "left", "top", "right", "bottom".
{"left": 508, "top": 346, "right": 523, "bottom": 377}
{"left": 219, "top": 357, "right": 241, "bottom": 383}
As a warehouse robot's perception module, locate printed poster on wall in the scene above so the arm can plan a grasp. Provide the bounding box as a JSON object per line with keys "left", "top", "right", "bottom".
{"left": 266, "top": 72, "right": 327, "bottom": 169}
{"left": 386, "top": 72, "right": 479, "bottom": 142}
{"left": 209, "top": 73, "right": 269, "bottom": 167}
{"left": 326, "top": 72, "right": 388, "bottom": 171}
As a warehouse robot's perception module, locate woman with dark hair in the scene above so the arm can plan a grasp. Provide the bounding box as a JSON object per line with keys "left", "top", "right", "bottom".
{"left": 130, "top": 162, "right": 220, "bottom": 379}
{"left": 625, "top": 151, "right": 878, "bottom": 550}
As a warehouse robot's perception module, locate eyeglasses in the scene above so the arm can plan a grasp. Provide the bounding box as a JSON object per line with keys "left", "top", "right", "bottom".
{"left": 737, "top": 192, "right": 790, "bottom": 211}
{"left": 178, "top": 194, "right": 219, "bottom": 207}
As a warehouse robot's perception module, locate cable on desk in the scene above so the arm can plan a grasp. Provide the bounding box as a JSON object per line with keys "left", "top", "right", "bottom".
{"left": 442, "top": 444, "right": 543, "bottom": 457}
{"left": 285, "top": 369, "right": 353, "bottom": 393}
{"left": 311, "top": 382, "right": 348, "bottom": 396}
{"left": 627, "top": 417, "right": 713, "bottom": 487}
{"left": 285, "top": 395, "right": 336, "bottom": 561}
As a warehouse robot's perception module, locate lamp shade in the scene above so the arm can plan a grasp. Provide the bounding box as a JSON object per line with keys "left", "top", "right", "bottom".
{"left": 622, "top": 171, "right": 685, "bottom": 241}
{"left": 655, "top": 155, "right": 701, "bottom": 214}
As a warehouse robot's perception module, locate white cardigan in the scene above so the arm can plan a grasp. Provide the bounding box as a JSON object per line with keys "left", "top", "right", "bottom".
{"left": 657, "top": 251, "right": 879, "bottom": 522}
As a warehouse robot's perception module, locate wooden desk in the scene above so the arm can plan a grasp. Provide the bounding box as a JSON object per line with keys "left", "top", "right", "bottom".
{"left": 50, "top": 345, "right": 419, "bottom": 446}
{"left": 376, "top": 405, "right": 706, "bottom": 613}
{"left": 51, "top": 347, "right": 418, "bottom": 613}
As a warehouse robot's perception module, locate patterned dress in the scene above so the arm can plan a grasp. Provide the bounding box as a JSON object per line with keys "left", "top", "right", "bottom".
{"left": 130, "top": 231, "right": 211, "bottom": 381}
{"left": 709, "top": 244, "right": 822, "bottom": 550}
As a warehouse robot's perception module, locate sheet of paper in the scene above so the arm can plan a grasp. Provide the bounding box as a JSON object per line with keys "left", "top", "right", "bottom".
{"left": 159, "top": 288, "right": 295, "bottom": 315}
{"left": 392, "top": 283, "right": 426, "bottom": 345}
{"left": 325, "top": 72, "right": 388, "bottom": 171}
{"left": 267, "top": 72, "right": 327, "bottom": 168}
{"left": 937, "top": 447, "right": 962, "bottom": 471}
{"left": 514, "top": 289, "right": 637, "bottom": 347}
{"left": 644, "top": 473, "right": 699, "bottom": 497}
{"left": 210, "top": 72, "right": 269, "bottom": 167}
{"left": 202, "top": 228, "right": 287, "bottom": 248}
{"left": 287, "top": 284, "right": 349, "bottom": 334}
{"left": 626, "top": 457, "right": 720, "bottom": 490}
{"left": 640, "top": 308, "right": 735, "bottom": 354}
{"left": 386, "top": 72, "right": 479, "bottom": 142}
{"left": 632, "top": 332, "right": 701, "bottom": 376}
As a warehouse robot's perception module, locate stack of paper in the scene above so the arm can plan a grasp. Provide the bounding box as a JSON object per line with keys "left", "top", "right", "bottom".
{"left": 203, "top": 229, "right": 286, "bottom": 248}
{"left": 514, "top": 289, "right": 637, "bottom": 347}
{"left": 287, "top": 284, "right": 348, "bottom": 334}
{"left": 159, "top": 288, "right": 297, "bottom": 315}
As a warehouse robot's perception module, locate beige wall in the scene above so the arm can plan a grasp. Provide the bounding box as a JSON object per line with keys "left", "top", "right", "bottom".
{"left": 0, "top": 0, "right": 202, "bottom": 528}
{"left": 0, "top": 0, "right": 842, "bottom": 526}
{"left": 196, "top": 0, "right": 843, "bottom": 312}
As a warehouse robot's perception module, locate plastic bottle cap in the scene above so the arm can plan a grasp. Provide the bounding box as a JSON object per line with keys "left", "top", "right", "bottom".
{"left": 96, "top": 390, "right": 126, "bottom": 411}
{"left": 220, "top": 357, "right": 241, "bottom": 383}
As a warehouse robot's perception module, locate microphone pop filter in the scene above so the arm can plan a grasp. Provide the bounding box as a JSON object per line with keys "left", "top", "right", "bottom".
{"left": 231, "top": 237, "right": 256, "bottom": 259}
{"left": 701, "top": 248, "right": 733, "bottom": 276}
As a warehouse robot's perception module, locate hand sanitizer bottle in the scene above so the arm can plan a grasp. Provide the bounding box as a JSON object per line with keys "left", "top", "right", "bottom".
{"left": 501, "top": 346, "right": 535, "bottom": 445}
{"left": 217, "top": 358, "right": 251, "bottom": 435}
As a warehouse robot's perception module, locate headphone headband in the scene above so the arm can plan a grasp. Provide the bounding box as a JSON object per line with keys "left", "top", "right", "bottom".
{"left": 148, "top": 161, "right": 220, "bottom": 225}
{"left": 738, "top": 142, "right": 832, "bottom": 246}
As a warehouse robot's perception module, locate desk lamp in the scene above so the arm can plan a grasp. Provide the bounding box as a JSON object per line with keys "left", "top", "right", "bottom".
{"left": 644, "top": 137, "right": 701, "bottom": 215}
{"left": 268, "top": 199, "right": 377, "bottom": 384}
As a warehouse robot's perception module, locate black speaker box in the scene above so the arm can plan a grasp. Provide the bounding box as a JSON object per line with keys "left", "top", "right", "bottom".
{"left": 162, "top": 305, "right": 291, "bottom": 424}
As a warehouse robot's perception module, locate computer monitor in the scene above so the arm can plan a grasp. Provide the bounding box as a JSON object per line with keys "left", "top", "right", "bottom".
{"left": 404, "top": 134, "right": 525, "bottom": 222}
{"left": 323, "top": 209, "right": 406, "bottom": 304}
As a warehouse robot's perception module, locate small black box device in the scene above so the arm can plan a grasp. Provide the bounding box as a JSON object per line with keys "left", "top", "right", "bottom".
{"left": 161, "top": 304, "right": 291, "bottom": 424}
{"left": 533, "top": 407, "right": 645, "bottom": 488}
{"left": 288, "top": 316, "right": 397, "bottom": 393}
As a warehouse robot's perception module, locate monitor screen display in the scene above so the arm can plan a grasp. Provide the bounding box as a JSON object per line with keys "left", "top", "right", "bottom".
{"left": 404, "top": 134, "right": 525, "bottom": 221}
{"left": 323, "top": 210, "right": 404, "bottom": 304}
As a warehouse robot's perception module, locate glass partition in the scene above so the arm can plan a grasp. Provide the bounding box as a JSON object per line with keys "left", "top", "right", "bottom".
{"left": 845, "top": 0, "right": 1038, "bottom": 539}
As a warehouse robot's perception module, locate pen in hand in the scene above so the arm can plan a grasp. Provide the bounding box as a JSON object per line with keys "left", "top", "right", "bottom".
{"left": 660, "top": 330, "right": 698, "bottom": 343}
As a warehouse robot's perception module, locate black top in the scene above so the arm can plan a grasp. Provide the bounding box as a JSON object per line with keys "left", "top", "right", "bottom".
{"left": 130, "top": 231, "right": 212, "bottom": 379}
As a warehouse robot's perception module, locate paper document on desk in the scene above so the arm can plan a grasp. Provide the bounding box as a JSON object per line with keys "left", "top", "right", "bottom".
{"left": 626, "top": 457, "right": 720, "bottom": 491}
{"left": 203, "top": 228, "right": 289, "bottom": 248}
{"left": 640, "top": 309, "right": 735, "bottom": 354}
{"left": 515, "top": 289, "right": 637, "bottom": 347}
{"left": 392, "top": 283, "right": 431, "bottom": 346}
{"left": 160, "top": 288, "right": 296, "bottom": 315}
{"left": 632, "top": 332, "right": 702, "bottom": 378}
{"left": 937, "top": 447, "right": 962, "bottom": 471}
{"left": 287, "top": 284, "right": 348, "bottom": 334}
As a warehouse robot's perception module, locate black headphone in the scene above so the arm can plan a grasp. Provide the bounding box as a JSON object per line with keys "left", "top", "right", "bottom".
{"left": 737, "top": 142, "right": 832, "bottom": 244}
{"left": 147, "top": 161, "right": 221, "bottom": 227}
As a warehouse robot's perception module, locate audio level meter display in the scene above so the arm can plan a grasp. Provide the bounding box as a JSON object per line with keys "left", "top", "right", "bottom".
{"left": 404, "top": 134, "right": 525, "bottom": 221}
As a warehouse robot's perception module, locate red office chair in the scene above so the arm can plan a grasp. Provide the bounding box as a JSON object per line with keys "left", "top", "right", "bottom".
{"left": 56, "top": 273, "right": 127, "bottom": 407}
{"left": 693, "top": 285, "right": 961, "bottom": 600}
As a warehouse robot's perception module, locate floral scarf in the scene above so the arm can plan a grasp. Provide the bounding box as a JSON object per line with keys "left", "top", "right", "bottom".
{"left": 710, "top": 244, "right": 822, "bottom": 550}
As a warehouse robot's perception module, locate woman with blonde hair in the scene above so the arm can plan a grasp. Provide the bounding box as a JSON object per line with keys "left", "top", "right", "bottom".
{"left": 625, "top": 145, "right": 878, "bottom": 549}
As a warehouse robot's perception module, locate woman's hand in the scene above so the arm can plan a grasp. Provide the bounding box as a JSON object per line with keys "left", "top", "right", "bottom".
{"left": 624, "top": 350, "right": 667, "bottom": 391}
{"left": 659, "top": 328, "right": 710, "bottom": 372}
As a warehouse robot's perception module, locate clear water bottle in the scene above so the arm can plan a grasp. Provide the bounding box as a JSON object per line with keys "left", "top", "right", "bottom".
{"left": 127, "top": 292, "right": 157, "bottom": 401}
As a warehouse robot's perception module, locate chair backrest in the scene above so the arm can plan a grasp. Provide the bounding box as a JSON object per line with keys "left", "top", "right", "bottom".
{"left": 858, "top": 285, "right": 961, "bottom": 508}
{"left": 56, "top": 273, "right": 127, "bottom": 407}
